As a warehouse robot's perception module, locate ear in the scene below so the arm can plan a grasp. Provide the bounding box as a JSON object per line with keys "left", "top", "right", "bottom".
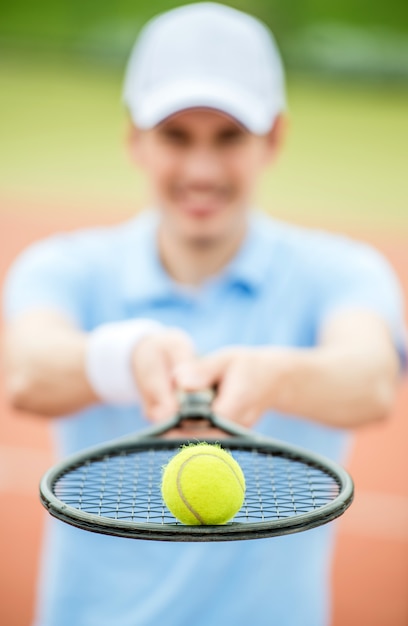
{"left": 126, "top": 122, "right": 144, "bottom": 166}
{"left": 262, "top": 113, "right": 287, "bottom": 165}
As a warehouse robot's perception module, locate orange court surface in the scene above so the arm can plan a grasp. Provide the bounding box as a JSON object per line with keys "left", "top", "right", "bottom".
{"left": 1, "top": 207, "right": 407, "bottom": 626}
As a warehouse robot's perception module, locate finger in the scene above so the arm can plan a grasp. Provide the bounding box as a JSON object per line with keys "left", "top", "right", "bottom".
{"left": 237, "top": 408, "right": 259, "bottom": 428}
{"left": 160, "top": 328, "right": 196, "bottom": 370}
{"left": 173, "top": 350, "right": 232, "bottom": 391}
{"left": 214, "top": 395, "right": 257, "bottom": 425}
{"left": 132, "top": 340, "right": 177, "bottom": 422}
{"left": 213, "top": 368, "right": 254, "bottom": 423}
{"left": 148, "top": 397, "right": 178, "bottom": 422}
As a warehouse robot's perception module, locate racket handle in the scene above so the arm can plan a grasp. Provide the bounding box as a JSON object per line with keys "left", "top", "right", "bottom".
{"left": 177, "top": 389, "right": 264, "bottom": 439}
{"left": 177, "top": 389, "right": 215, "bottom": 418}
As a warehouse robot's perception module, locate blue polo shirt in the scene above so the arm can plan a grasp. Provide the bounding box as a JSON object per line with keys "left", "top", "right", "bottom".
{"left": 3, "top": 210, "right": 406, "bottom": 626}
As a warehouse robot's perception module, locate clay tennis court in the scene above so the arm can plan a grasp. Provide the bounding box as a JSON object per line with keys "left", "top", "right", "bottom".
{"left": 0, "top": 207, "right": 407, "bottom": 626}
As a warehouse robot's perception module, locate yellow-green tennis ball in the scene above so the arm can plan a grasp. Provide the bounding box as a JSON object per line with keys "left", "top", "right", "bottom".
{"left": 161, "top": 443, "right": 245, "bottom": 525}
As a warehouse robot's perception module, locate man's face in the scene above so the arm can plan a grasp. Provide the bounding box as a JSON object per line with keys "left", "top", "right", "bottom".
{"left": 129, "top": 108, "right": 279, "bottom": 245}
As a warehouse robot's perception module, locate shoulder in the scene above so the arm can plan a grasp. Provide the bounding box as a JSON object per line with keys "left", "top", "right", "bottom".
{"left": 7, "top": 210, "right": 154, "bottom": 274}
{"left": 255, "top": 211, "right": 372, "bottom": 259}
{"left": 252, "top": 212, "right": 406, "bottom": 366}
{"left": 254, "top": 212, "right": 396, "bottom": 281}
{"left": 3, "top": 211, "right": 156, "bottom": 324}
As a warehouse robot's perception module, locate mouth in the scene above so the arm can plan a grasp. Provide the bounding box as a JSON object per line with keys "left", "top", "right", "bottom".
{"left": 174, "top": 189, "right": 231, "bottom": 218}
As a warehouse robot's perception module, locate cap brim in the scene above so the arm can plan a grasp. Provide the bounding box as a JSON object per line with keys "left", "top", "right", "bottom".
{"left": 127, "top": 79, "right": 279, "bottom": 135}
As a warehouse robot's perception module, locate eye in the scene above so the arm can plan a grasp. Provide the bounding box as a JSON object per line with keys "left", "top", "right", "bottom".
{"left": 159, "top": 127, "right": 189, "bottom": 145}
{"left": 217, "top": 128, "right": 246, "bottom": 146}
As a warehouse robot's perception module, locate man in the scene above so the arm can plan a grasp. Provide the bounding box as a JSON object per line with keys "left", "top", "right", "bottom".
{"left": 3, "top": 3, "right": 406, "bottom": 625}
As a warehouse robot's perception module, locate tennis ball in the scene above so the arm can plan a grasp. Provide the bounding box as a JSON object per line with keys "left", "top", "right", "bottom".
{"left": 161, "top": 443, "right": 245, "bottom": 525}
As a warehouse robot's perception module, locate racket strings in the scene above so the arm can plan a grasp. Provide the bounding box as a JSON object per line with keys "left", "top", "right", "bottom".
{"left": 235, "top": 450, "right": 339, "bottom": 523}
{"left": 53, "top": 447, "right": 340, "bottom": 525}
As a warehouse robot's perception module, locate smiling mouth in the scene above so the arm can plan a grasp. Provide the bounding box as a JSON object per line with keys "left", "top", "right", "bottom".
{"left": 175, "top": 189, "right": 230, "bottom": 216}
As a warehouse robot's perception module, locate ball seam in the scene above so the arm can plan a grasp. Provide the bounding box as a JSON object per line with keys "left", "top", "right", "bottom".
{"left": 176, "top": 452, "right": 245, "bottom": 525}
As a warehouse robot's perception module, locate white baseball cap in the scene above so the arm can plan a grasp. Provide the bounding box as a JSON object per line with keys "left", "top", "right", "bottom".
{"left": 123, "top": 2, "right": 286, "bottom": 135}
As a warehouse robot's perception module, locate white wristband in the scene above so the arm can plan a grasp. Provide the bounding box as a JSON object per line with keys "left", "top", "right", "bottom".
{"left": 85, "top": 318, "right": 163, "bottom": 405}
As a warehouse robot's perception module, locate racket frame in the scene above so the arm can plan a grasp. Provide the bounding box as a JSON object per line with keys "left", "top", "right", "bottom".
{"left": 39, "top": 408, "right": 354, "bottom": 542}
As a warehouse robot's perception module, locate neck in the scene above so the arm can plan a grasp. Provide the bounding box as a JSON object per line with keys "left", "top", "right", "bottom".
{"left": 157, "top": 219, "right": 248, "bottom": 286}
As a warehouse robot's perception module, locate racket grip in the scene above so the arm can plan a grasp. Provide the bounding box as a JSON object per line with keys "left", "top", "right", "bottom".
{"left": 177, "top": 389, "right": 215, "bottom": 418}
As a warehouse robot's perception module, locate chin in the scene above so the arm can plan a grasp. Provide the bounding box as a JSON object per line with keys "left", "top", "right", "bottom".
{"left": 160, "top": 201, "right": 246, "bottom": 246}
{"left": 180, "top": 227, "right": 223, "bottom": 248}
{"left": 180, "top": 214, "right": 232, "bottom": 244}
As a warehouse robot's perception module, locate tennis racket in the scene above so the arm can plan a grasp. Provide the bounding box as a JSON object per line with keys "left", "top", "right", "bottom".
{"left": 40, "top": 390, "right": 354, "bottom": 542}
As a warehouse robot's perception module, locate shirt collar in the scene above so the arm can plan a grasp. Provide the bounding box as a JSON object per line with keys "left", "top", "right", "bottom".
{"left": 220, "top": 211, "right": 273, "bottom": 294}
{"left": 121, "top": 209, "right": 274, "bottom": 305}
{"left": 121, "top": 210, "right": 175, "bottom": 305}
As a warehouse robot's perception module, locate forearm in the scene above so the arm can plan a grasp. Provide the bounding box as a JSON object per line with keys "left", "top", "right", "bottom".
{"left": 173, "top": 311, "right": 402, "bottom": 429}
{"left": 4, "top": 312, "right": 196, "bottom": 420}
{"left": 4, "top": 316, "right": 97, "bottom": 417}
{"left": 269, "top": 345, "right": 399, "bottom": 428}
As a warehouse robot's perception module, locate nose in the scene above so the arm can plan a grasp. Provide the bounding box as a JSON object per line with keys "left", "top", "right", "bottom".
{"left": 182, "top": 146, "right": 222, "bottom": 183}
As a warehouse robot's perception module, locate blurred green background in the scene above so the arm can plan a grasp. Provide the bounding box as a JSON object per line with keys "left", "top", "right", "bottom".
{"left": 2, "top": 0, "right": 408, "bottom": 77}
{"left": 0, "top": 0, "right": 407, "bottom": 229}
{"left": 0, "top": 0, "right": 408, "bottom": 626}
{"left": 0, "top": 6, "right": 407, "bottom": 625}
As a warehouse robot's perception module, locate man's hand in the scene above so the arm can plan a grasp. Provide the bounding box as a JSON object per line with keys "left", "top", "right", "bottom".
{"left": 132, "top": 328, "right": 196, "bottom": 422}
{"left": 173, "top": 347, "right": 291, "bottom": 427}
{"left": 5, "top": 308, "right": 399, "bottom": 427}
{"left": 173, "top": 311, "right": 401, "bottom": 429}
{"left": 4, "top": 311, "right": 197, "bottom": 419}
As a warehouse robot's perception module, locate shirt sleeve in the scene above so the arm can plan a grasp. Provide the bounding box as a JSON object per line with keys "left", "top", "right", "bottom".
{"left": 2, "top": 234, "right": 89, "bottom": 327}
{"left": 312, "top": 237, "right": 407, "bottom": 371}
